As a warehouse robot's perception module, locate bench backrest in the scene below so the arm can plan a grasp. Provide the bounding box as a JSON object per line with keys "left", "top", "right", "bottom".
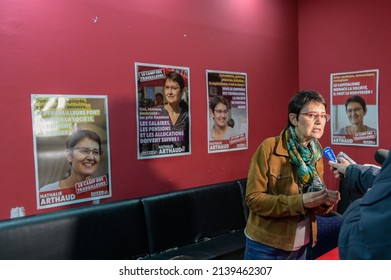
{"left": 141, "top": 181, "right": 246, "bottom": 255}
{"left": 0, "top": 199, "right": 149, "bottom": 260}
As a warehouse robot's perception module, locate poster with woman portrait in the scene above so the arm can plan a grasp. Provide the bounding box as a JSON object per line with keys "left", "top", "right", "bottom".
{"left": 330, "top": 69, "right": 379, "bottom": 146}
{"left": 206, "top": 70, "right": 248, "bottom": 153}
{"left": 31, "top": 95, "right": 112, "bottom": 209}
{"left": 135, "top": 62, "right": 191, "bottom": 159}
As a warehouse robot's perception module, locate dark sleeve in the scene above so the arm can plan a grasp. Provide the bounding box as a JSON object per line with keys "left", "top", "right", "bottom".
{"left": 338, "top": 198, "right": 366, "bottom": 259}
{"left": 344, "top": 164, "right": 381, "bottom": 195}
{"left": 340, "top": 156, "right": 391, "bottom": 259}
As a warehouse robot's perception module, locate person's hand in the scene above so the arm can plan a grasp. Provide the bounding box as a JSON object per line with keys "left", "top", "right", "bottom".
{"left": 324, "top": 189, "right": 341, "bottom": 206}
{"left": 328, "top": 156, "right": 351, "bottom": 178}
{"left": 302, "top": 189, "right": 328, "bottom": 209}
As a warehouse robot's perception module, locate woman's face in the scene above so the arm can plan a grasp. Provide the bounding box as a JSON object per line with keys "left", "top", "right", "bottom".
{"left": 212, "top": 102, "right": 229, "bottom": 128}
{"left": 346, "top": 101, "right": 366, "bottom": 125}
{"left": 164, "top": 79, "right": 182, "bottom": 105}
{"left": 292, "top": 101, "right": 327, "bottom": 143}
{"left": 67, "top": 137, "right": 101, "bottom": 178}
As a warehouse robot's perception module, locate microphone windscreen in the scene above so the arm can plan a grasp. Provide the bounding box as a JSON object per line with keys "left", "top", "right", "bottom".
{"left": 374, "top": 149, "right": 389, "bottom": 165}
{"left": 323, "top": 146, "right": 337, "bottom": 162}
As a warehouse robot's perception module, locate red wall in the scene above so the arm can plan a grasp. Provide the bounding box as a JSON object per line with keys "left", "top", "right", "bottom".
{"left": 0, "top": 0, "right": 299, "bottom": 219}
{"left": 298, "top": 0, "right": 391, "bottom": 189}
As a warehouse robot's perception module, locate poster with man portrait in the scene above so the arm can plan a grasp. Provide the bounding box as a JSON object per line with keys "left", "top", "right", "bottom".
{"left": 330, "top": 69, "right": 379, "bottom": 147}
{"left": 32, "top": 95, "right": 112, "bottom": 209}
{"left": 206, "top": 70, "right": 248, "bottom": 153}
{"left": 135, "top": 62, "right": 191, "bottom": 159}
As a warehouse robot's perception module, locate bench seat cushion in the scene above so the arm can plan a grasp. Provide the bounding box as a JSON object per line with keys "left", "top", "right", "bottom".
{"left": 142, "top": 229, "right": 245, "bottom": 260}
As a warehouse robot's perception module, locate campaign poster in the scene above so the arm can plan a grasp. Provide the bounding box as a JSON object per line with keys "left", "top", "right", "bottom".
{"left": 32, "top": 95, "right": 112, "bottom": 209}
{"left": 206, "top": 70, "right": 248, "bottom": 153}
{"left": 135, "top": 62, "right": 191, "bottom": 159}
{"left": 330, "top": 69, "right": 379, "bottom": 146}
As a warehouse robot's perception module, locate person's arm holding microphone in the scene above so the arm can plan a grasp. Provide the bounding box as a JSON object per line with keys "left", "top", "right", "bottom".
{"left": 328, "top": 154, "right": 381, "bottom": 195}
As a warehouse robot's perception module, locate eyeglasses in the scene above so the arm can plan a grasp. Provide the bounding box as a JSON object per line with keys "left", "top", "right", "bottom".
{"left": 347, "top": 108, "right": 363, "bottom": 114}
{"left": 72, "top": 147, "right": 102, "bottom": 157}
{"left": 300, "top": 112, "right": 331, "bottom": 122}
{"left": 214, "top": 109, "right": 228, "bottom": 115}
{"left": 165, "top": 86, "right": 180, "bottom": 91}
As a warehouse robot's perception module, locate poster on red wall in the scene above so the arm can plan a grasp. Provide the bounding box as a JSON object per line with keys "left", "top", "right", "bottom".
{"left": 135, "top": 62, "right": 191, "bottom": 159}
{"left": 330, "top": 69, "right": 379, "bottom": 147}
{"left": 31, "top": 95, "right": 112, "bottom": 209}
{"left": 206, "top": 70, "right": 248, "bottom": 153}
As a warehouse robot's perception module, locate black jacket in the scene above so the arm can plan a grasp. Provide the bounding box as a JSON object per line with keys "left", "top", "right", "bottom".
{"left": 339, "top": 150, "right": 391, "bottom": 259}
{"left": 345, "top": 163, "right": 381, "bottom": 195}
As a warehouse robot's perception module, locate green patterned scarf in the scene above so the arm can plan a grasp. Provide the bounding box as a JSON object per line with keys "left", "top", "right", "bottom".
{"left": 285, "top": 126, "right": 325, "bottom": 193}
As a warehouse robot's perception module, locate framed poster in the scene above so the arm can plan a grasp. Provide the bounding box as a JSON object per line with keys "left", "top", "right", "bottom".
{"left": 331, "top": 69, "right": 379, "bottom": 146}
{"left": 206, "top": 70, "right": 248, "bottom": 153}
{"left": 32, "top": 95, "right": 111, "bottom": 209}
{"left": 135, "top": 62, "right": 191, "bottom": 159}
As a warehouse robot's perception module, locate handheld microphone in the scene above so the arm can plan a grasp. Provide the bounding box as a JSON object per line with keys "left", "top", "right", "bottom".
{"left": 374, "top": 149, "right": 389, "bottom": 165}
{"left": 323, "top": 146, "right": 337, "bottom": 162}
{"left": 323, "top": 146, "right": 343, "bottom": 178}
{"left": 337, "top": 151, "right": 356, "bottom": 164}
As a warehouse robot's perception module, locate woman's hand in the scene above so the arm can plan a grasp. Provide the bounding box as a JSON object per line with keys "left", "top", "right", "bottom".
{"left": 325, "top": 189, "right": 341, "bottom": 205}
{"left": 303, "top": 189, "right": 341, "bottom": 215}
{"left": 302, "top": 189, "right": 328, "bottom": 208}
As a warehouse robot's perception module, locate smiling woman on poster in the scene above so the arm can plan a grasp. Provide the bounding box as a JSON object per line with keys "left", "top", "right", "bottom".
{"left": 209, "top": 95, "right": 236, "bottom": 141}
{"left": 40, "top": 129, "right": 103, "bottom": 192}
{"left": 335, "top": 95, "right": 377, "bottom": 135}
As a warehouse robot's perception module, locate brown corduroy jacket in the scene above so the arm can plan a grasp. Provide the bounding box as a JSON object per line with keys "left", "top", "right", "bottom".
{"left": 244, "top": 130, "right": 331, "bottom": 251}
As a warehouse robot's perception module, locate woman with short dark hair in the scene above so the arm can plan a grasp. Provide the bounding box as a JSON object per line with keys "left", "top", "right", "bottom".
{"left": 244, "top": 90, "right": 340, "bottom": 260}
{"left": 40, "top": 129, "right": 102, "bottom": 192}
{"left": 335, "top": 95, "right": 376, "bottom": 135}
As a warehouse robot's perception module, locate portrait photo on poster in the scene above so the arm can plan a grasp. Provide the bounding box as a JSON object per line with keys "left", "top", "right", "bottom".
{"left": 206, "top": 70, "right": 248, "bottom": 153}
{"left": 330, "top": 69, "right": 379, "bottom": 147}
{"left": 31, "top": 95, "right": 112, "bottom": 209}
{"left": 135, "top": 62, "right": 191, "bottom": 159}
